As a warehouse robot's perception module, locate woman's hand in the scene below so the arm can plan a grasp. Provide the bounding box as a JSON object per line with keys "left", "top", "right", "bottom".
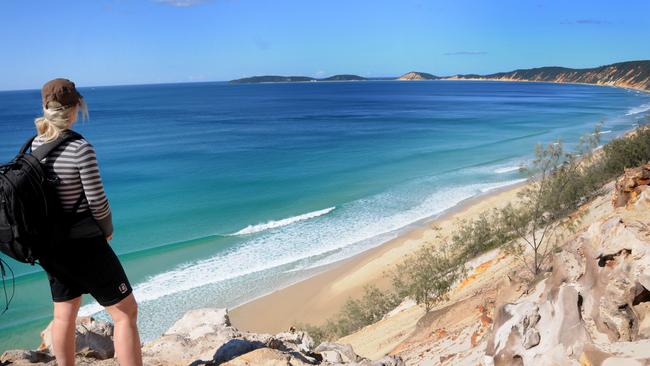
{"left": 107, "top": 234, "right": 113, "bottom": 241}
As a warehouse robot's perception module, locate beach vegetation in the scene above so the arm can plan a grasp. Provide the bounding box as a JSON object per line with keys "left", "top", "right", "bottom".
{"left": 299, "top": 119, "right": 650, "bottom": 343}
{"left": 450, "top": 209, "right": 514, "bottom": 259}
{"left": 296, "top": 285, "right": 401, "bottom": 345}
{"left": 392, "top": 243, "right": 463, "bottom": 312}
{"left": 502, "top": 120, "right": 650, "bottom": 276}
{"left": 501, "top": 130, "right": 600, "bottom": 275}
{"left": 600, "top": 118, "right": 650, "bottom": 177}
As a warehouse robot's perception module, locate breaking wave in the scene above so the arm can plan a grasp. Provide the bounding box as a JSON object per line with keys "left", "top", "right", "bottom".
{"left": 231, "top": 207, "right": 336, "bottom": 236}
{"left": 626, "top": 102, "right": 650, "bottom": 116}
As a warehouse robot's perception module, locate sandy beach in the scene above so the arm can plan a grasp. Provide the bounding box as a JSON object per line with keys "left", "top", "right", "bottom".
{"left": 229, "top": 181, "right": 527, "bottom": 333}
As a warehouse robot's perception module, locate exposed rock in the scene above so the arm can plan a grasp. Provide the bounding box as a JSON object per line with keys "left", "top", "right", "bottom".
{"left": 485, "top": 187, "right": 650, "bottom": 365}
{"left": 362, "top": 355, "right": 405, "bottom": 366}
{"left": 612, "top": 163, "right": 650, "bottom": 208}
{"left": 0, "top": 349, "right": 54, "bottom": 364}
{"left": 163, "top": 307, "right": 232, "bottom": 338}
{"left": 142, "top": 308, "right": 257, "bottom": 365}
{"left": 220, "top": 344, "right": 403, "bottom": 366}
{"left": 270, "top": 330, "right": 315, "bottom": 354}
{"left": 6, "top": 305, "right": 399, "bottom": 366}
{"left": 0, "top": 351, "right": 120, "bottom": 366}
{"left": 144, "top": 308, "right": 394, "bottom": 365}
{"left": 221, "top": 347, "right": 307, "bottom": 365}
{"left": 39, "top": 316, "right": 114, "bottom": 360}
{"left": 213, "top": 338, "right": 268, "bottom": 365}
{"left": 314, "top": 342, "right": 361, "bottom": 363}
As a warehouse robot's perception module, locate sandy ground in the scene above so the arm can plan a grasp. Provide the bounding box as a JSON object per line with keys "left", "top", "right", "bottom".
{"left": 340, "top": 183, "right": 618, "bottom": 364}
{"left": 229, "top": 182, "right": 527, "bottom": 334}
{"left": 229, "top": 176, "right": 619, "bottom": 364}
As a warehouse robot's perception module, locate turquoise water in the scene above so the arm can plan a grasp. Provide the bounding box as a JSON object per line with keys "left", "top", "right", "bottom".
{"left": 0, "top": 80, "right": 649, "bottom": 350}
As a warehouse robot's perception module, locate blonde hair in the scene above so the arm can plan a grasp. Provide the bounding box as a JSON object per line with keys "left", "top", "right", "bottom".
{"left": 34, "top": 99, "right": 89, "bottom": 142}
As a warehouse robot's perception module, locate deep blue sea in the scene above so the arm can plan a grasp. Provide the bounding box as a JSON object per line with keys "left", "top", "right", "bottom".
{"left": 0, "top": 80, "right": 649, "bottom": 350}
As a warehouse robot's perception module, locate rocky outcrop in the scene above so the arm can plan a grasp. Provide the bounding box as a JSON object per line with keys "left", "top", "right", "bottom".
{"left": 140, "top": 308, "right": 321, "bottom": 365}
{"left": 612, "top": 163, "right": 650, "bottom": 208}
{"left": 484, "top": 185, "right": 650, "bottom": 365}
{"left": 142, "top": 308, "right": 403, "bottom": 365}
{"left": 2, "top": 307, "right": 403, "bottom": 365}
{"left": 0, "top": 350, "right": 55, "bottom": 365}
{"left": 1, "top": 316, "right": 115, "bottom": 365}
{"left": 39, "top": 316, "right": 115, "bottom": 360}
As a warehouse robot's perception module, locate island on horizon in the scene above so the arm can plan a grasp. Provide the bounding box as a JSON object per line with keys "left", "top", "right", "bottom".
{"left": 229, "top": 60, "right": 650, "bottom": 92}
{"left": 230, "top": 74, "right": 368, "bottom": 84}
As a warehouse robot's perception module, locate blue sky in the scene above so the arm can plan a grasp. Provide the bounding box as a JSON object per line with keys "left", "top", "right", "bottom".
{"left": 1, "top": 0, "right": 648, "bottom": 90}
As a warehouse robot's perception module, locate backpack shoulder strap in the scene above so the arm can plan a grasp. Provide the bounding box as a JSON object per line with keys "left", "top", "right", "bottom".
{"left": 25, "top": 130, "right": 84, "bottom": 161}
{"left": 18, "top": 136, "right": 37, "bottom": 155}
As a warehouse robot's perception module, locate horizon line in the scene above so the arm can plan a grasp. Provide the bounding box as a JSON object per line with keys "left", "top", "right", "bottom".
{"left": 2, "top": 58, "right": 647, "bottom": 93}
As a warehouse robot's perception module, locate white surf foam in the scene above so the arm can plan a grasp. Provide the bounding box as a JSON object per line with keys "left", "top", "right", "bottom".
{"left": 626, "top": 102, "right": 650, "bottom": 116}
{"left": 478, "top": 178, "right": 526, "bottom": 192}
{"left": 79, "top": 177, "right": 526, "bottom": 317}
{"left": 287, "top": 178, "right": 528, "bottom": 273}
{"left": 494, "top": 165, "right": 522, "bottom": 174}
{"left": 231, "top": 207, "right": 336, "bottom": 236}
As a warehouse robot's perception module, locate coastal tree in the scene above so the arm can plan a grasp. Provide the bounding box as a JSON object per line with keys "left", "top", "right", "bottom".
{"left": 450, "top": 209, "right": 513, "bottom": 259}
{"left": 502, "top": 126, "right": 602, "bottom": 276}
{"left": 392, "top": 242, "right": 462, "bottom": 312}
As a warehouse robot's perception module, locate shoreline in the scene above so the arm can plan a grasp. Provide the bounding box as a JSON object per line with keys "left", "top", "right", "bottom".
{"left": 229, "top": 78, "right": 650, "bottom": 94}
{"left": 228, "top": 114, "right": 650, "bottom": 335}
{"left": 229, "top": 180, "right": 527, "bottom": 333}
{"left": 442, "top": 77, "right": 650, "bottom": 94}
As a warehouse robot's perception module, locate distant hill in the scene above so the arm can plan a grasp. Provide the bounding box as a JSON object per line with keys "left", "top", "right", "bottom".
{"left": 321, "top": 74, "right": 367, "bottom": 81}
{"left": 229, "top": 76, "right": 317, "bottom": 83}
{"left": 230, "top": 61, "right": 650, "bottom": 91}
{"left": 397, "top": 71, "right": 440, "bottom": 81}
{"left": 230, "top": 74, "right": 366, "bottom": 83}
{"left": 449, "top": 60, "right": 650, "bottom": 91}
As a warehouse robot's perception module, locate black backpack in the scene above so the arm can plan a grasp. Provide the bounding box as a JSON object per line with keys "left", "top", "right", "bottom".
{"left": 0, "top": 130, "right": 84, "bottom": 265}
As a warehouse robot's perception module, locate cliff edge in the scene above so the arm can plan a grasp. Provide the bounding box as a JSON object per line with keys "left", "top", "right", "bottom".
{"left": 338, "top": 164, "right": 650, "bottom": 365}
{"left": 449, "top": 60, "right": 650, "bottom": 91}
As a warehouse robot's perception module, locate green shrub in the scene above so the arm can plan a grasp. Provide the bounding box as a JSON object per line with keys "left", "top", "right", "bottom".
{"left": 451, "top": 209, "right": 514, "bottom": 259}
{"left": 297, "top": 285, "right": 401, "bottom": 344}
{"left": 499, "top": 121, "right": 650, "bottom": 276}
{"left": 601, "top": 121, "right": 650, "bottom": 177}
{"left": 392, "top": 244, "right": 462, "bottom": 312}
{"left": 300, "top": 120, "right": 650, "bottom": 342}
{"left": 500, "top": 136, "right": 595, "bottom": 275}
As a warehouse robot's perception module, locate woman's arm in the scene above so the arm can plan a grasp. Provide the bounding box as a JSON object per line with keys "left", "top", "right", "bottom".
{"left": 77, "top": 141, "right": 114, "bottom": 237}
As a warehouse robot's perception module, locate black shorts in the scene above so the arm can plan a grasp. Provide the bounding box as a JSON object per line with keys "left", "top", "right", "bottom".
{"left": 39, "top": 235, "right": 133, "bottom": 307}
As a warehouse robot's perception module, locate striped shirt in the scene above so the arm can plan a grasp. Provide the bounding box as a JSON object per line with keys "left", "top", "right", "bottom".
{"left": 32, "top": 135, "right": 113, "bottom": 237}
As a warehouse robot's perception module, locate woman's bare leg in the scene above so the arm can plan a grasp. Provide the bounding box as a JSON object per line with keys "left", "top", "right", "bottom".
{"left": 52, "top": 296, "right": 82, "bottom": 366}
{"left": 106, "top": 293, "right": 142, "bottom": 366}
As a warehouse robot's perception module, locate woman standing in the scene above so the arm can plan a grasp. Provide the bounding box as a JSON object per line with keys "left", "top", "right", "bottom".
{"left": 33, "top": 79, "right": 142, "bottom": 366}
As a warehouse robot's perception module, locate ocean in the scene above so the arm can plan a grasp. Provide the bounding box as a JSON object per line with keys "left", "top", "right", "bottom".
{"left": 0, "top": 80, "right": 649, "bottom": 351}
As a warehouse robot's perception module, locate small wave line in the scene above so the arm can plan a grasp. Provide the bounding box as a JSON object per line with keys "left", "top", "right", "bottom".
{"left": 231, "top": 207, "right": 336, "bottom": 236}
